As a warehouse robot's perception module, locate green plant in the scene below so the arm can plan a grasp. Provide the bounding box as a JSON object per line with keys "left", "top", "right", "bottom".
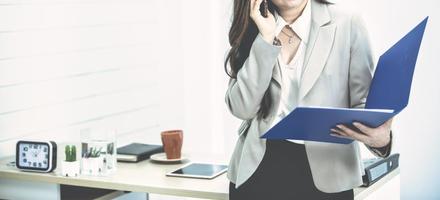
{"left": 65, "top": 145, "right": 77, "bottom": 162}
{"left": 84, "top": 147, "right": 102, "bottom": 158}
{"left": 107, "top": 143, "right": 114, "bottom": 155}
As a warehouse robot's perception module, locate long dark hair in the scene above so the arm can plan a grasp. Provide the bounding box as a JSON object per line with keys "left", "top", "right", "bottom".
{"left": 224, "top": 0, "right": 330, "bottom": 120}
{"left": 224, "top": 0, "right": 278, "bottom": 120}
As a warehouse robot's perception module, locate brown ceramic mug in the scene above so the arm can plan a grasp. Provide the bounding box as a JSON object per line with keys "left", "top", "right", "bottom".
{"left": 160, "top": 130, "right": 183, "bottom": 159}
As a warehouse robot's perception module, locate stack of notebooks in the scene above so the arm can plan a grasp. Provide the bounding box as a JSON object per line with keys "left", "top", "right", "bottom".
{"left": 117, "top": 143, "right": 164, "bottom": 163}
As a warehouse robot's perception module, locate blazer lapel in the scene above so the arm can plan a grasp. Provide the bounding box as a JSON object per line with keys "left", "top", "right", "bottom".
{"left": 272, "top": 59, "right": 282, "bottom": 87}
{"left": 299, "top": 0, "right": 336, "bottom": 100}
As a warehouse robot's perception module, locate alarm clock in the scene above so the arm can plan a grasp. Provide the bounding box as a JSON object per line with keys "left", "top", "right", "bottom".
{"left": 16, "top": 140, "right": 57, "bottom": 172}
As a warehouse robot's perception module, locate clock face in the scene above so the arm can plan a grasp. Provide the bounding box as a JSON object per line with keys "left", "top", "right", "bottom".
{"left": 18, "top": 143, "right": 50, "bottom": 170}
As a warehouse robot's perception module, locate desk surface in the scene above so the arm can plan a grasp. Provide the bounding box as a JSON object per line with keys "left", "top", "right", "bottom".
{"left": 0, "top": 155, "right": 399, "bottom": 200}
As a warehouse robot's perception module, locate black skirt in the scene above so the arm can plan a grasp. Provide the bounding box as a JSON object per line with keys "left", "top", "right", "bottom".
{"left": 229, "top": 140, "right": 354, "bottom": 200}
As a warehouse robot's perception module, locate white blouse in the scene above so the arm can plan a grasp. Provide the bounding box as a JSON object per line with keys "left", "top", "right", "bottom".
{"left": 271, "top": 0, "right": 312, "bottom": 144}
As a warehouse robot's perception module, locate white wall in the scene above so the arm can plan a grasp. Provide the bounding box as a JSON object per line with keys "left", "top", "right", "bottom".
{"left": 180, "top": 0, "right": 238, "bottom": 158}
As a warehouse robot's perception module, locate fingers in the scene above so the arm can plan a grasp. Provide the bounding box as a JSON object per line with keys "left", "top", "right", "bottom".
{"left": 333, "top": 124, "right": 369, "bottom": 142}
{"left": 330, "top": 129, "right": 353, "bottom": 140}
{"left": 266, "top": 8, "right": 275, "bottom": 19}
{"left": 353, "top": 118, "right": 393, "bottom": 135}
{"left": 331, "top": 119, "right": 393, "bottom": 147}
{"left": 249, "top": 0, "right": 253, "bottom": 15}
{"left": 250, "top": 0, "right": 263, "bottom": 18}
{"left": 352, "top": 122, "right": 373, "bottom": 135}
{"left": 255, "top": 0, "right": 263, "bottom": 11}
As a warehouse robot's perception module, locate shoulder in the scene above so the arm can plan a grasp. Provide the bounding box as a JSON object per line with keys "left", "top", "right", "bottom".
{"left": 325, "top": 2, "right": 369, "bottom": 38}
{"left": 320, "top": 2, "right": 363, "bottom": 26}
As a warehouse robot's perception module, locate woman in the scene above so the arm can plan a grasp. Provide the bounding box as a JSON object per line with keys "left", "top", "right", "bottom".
{"left": 224, "top": 0, "right": 394, "bottom": 199}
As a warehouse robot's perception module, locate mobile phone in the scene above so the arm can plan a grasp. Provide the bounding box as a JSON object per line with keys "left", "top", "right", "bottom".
{"left": 260, "top": 0, "right": 268, "bottom": 18}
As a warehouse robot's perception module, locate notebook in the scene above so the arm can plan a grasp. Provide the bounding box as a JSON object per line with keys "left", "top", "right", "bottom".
{"left": 117, "top": 143, "right": 164, "bottom": 162}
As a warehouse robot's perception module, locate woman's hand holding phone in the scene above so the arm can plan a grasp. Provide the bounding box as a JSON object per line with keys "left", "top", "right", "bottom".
{"left": 250, "top": 0, "right": 276, "bottom": 44}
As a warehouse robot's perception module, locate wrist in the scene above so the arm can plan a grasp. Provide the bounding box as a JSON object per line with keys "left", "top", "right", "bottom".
{"left": 372, "top": 130, "right": 392, "bottom": 148}
{"left": 369, "top": 131, "right": 392, "bottom": 158}
{"left": 261, "top": 33, "right": 276, "bottom": 44}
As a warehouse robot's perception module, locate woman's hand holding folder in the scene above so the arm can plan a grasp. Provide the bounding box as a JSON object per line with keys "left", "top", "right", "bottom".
{"left": 330, "top": 118, "right": 393, "bottom": 148}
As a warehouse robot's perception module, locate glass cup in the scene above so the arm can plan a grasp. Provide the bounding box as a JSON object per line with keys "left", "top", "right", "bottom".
{"left": 80, "top": 127, "right": 116, "bottom": 176}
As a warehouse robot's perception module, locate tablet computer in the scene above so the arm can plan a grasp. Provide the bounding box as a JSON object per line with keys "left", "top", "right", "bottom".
{"left": 166, "top": 163, "right": 228, "bottom": 179}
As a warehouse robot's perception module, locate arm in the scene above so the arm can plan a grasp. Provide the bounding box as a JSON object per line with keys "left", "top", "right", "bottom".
{"left": 331, "top": 14, "right": 392, "bottom": 158}
{"left": 348, "top": 14, "right": 374, "bottom": 109}
{"left": 350, "top": 15, "right": 392, "bottom": 157}
{"left": 225, "top": 34, "right": 281, "bottom": 120}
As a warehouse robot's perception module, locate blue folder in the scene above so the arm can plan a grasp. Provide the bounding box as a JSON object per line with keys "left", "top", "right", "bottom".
{"left": 261, "top": 17, "right": 428, "bottom": 144}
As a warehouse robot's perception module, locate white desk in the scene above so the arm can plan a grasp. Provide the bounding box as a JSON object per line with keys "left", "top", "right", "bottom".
{"left": 0, "top": 155, "right": 399, "bottom": 200}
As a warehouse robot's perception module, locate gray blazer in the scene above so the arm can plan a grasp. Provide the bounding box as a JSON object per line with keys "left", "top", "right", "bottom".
{"left": 225, "top": 0, "right": 394, "bottom": 193}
